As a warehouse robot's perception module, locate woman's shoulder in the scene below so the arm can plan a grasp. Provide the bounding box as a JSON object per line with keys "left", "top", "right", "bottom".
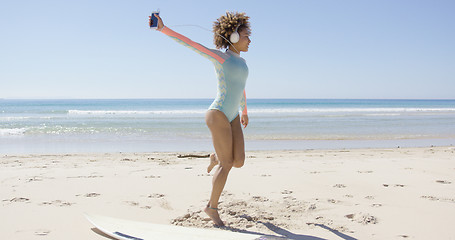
{"left": 208, "top": 49, "right": 230, "bottom": 61}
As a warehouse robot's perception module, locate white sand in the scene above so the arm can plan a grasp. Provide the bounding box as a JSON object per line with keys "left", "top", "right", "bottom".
{"left": 1, "top": 146, "right": 454, "bottom": 239}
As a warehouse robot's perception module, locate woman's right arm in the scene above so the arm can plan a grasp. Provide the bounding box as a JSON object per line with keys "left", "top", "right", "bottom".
{"left": 151, "top": 14, "right": 226, "bottom": 65}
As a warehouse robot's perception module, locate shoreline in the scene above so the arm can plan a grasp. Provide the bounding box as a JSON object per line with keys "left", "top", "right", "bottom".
{"left": 1, "top": 136, "right": 454, "bottom": 155}
{"left": 1, "top": 144, "right": 455, "bottom": 156}
{"left": 1, "top": 146, "right": 454, "bottom": 239}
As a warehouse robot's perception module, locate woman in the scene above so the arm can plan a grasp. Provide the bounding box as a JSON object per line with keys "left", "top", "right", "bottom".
{"left": 151, "top": 12, "right": 251, "bottom": 226}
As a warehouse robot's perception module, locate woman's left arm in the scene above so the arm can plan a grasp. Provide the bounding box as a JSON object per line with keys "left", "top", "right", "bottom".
{"left": 240, "top": 90, "right": 248, "bottom": 128}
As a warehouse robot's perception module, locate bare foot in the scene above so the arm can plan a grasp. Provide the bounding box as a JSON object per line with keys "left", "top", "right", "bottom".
{"left": 207, "top": 153, "right": 219, "bottom": 173}
{"left": 204, "top": 206, "right": 224, "bottom": 226}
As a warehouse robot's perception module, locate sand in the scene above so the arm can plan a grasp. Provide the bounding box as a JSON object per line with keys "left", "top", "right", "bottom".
{"left": 1, "top": 146, "right": 454, "bottom": 239}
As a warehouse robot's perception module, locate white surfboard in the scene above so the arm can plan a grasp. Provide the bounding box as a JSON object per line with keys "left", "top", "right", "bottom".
{"left": 85, "top": 213, "right": 288, "bottom": 240}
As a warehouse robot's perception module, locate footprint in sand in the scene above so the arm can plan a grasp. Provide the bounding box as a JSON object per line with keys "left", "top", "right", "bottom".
{"left": 145, "top": 175, "right": 161, "bottom": 179}
{"left": 436, "top": 180, "right": 452, "bottom": 184}
{"left": 77, "top": 192, "right": 100, "bottom": 197}
{"left": 421, "top": 195, "right": 438, "bottom": 201}
{"left": 34, "top": 230, "right": 51, "bottom": 236}
{"left": 121, "top": 158, "right": 136, "bottom": 162}
{"left": 26, "top": 176, "right": 44, "bottom": 182}
{"left": 197, "top": 174, "right": 211, "bottom": 177}
{"left": 281, "top": 190, "right": 293, "bottom": 194}
{"left": 307, "top": 203, "right": 317, "bottom": 211}
{"left": 358, "top": 214, "right": 378, "bottom": 224}
{"left": 124, "top": 201, "right": 139, "bottom": 206}
{"left": 67, "top": 175, "right": 103, "bottom": 179}
{"left": 345, "top": 213, "right": 378, "bottom": 224}
{"left": 40, "top": 200, "right": 73, "bottom": 207}
{"left": 252, "top": 196, "right": 269, "bottom": 202}
{"left": 421, "top": 195, "right": 455, "bottom": 203}
{"left": 383, "top": 184, "right": 405, "bottom": 188}
{"left": 148, "top": 193, "right": 165, "bottom": 199}
{"left": 4, "top": 197, "right": 30, "bottom": 203}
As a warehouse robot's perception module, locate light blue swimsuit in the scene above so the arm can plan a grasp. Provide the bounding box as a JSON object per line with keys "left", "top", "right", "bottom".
{"left": 160, "top": 26, "right": 248, "bottom": 122}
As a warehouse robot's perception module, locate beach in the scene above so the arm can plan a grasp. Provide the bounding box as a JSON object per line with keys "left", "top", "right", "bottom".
{"left": 1, "top": 146, "right": 454, "bottom": 239}
{"left": 3, "top": 0, "right": 454, "bottom": 238}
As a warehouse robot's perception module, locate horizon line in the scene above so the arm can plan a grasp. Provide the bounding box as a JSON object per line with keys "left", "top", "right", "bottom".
{"left": 1, "top": 97, "right": 455, "bottom": 101}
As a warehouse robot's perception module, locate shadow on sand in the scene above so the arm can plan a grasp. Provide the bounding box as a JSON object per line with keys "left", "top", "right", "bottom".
{"left": 91, "top": 228, "right": 117, "bottom": 240}
{"left": 221, "top": 221, "right": 358, "bottom": 240}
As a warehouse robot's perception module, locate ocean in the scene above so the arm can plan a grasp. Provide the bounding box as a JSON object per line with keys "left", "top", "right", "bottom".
{"left": 1, "top": 99, "right": 454, "bottom": 154}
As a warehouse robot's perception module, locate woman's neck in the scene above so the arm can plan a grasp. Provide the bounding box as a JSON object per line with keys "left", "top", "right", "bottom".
{"left": 228, "top": 46, "right": 240, "bottom": 55}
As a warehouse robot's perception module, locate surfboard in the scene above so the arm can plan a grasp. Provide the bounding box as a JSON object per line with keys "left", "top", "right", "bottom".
{"left": 85, "top": 213, "right": 288, "bottom": 240}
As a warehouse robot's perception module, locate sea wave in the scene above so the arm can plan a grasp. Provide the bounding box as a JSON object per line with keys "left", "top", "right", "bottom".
{"left": 66, "top": 108, "right": 455, "bottom": 116}
{"left": 67, "top": 110, "right": 206, "bottom": 115}
{"left": 0, "top": 128, "right": 27, "bottom": 136}
{"left": 0, "top": 116, "right": 56, "bottom": 121}
{"left": 245, "top": 133, "right": 451, "bottom": 141}
{"left": 0, "top": 117, "right": 31, "bottom": 121}
{"left": 248, "top": 108, "right": 455, "bottom": 114}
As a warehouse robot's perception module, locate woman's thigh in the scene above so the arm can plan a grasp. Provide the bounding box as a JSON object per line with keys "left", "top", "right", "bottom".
{"left": 205, "top": 110, "right": 233, "bottom": 166}
{"left": 230, "top": 115, "right": 245, "bottom": 168}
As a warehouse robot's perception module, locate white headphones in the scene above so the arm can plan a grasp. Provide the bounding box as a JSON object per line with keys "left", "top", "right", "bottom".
{"left": 229, "top": 24, "right": 240, "bottom": 43}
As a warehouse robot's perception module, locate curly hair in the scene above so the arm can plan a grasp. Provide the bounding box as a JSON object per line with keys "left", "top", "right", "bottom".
{"left": 213, "top": 11, "right": 251, "bottom": 49}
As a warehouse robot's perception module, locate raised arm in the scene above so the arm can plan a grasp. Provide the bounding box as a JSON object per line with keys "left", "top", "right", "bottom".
{"left": 151, "top": 14, "right": 226, "bottom": 65}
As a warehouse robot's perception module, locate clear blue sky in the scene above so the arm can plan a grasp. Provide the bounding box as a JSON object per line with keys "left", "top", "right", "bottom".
{"left": 1, "top": 0, "right": 454, "bottom": 99}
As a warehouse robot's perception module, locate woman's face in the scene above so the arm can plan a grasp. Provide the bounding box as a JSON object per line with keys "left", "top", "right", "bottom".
{"left": 233, "top": 28, "right": 251, "bottom": 52}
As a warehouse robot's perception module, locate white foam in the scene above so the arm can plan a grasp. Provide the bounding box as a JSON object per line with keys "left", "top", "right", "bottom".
{"left": 0, "top": 117, "right": 31, "bottom": 121}
{"left": 68, "top": 110, "right": 206, "bottom": 115}
{"left": 364, "top": 113, "right": 402, "bottom": 116}
{"left": 248, "top": 108, "right": 455, "bottom": 114}
{"left": 66, "top": 108, "right": 455, "bottom": 116}
{"left": 0, "top": 128, "right": 27, "bottom": 136}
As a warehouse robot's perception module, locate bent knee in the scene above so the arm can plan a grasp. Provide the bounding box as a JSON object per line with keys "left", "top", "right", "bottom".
{"left": 220, "top": 161, "right": 234, "bottom": 171}
{"left": 233, "top": 156, "right": 245, "bottom": 168}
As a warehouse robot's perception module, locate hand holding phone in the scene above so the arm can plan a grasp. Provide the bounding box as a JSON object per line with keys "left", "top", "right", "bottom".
{"left": 149, "top": 10, "right": 160, "bottom": 29}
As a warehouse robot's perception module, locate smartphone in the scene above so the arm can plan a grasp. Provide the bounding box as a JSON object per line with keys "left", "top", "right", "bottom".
{"left": 150, "top": 11, "right": 160, "bottom": 29}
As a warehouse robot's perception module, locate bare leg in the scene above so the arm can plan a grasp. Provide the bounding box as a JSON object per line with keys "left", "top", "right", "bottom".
{"left": 204, "top": 115, "right": 245, "bottom": 225}
{"left": 204, "top": 110, "right": 236, "bottom": 226}
{"left": 207, "top": 153, "right": 219, "bottom": 173}
{"left": 231, "top": 115, "right": 245, "bottom": 168}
